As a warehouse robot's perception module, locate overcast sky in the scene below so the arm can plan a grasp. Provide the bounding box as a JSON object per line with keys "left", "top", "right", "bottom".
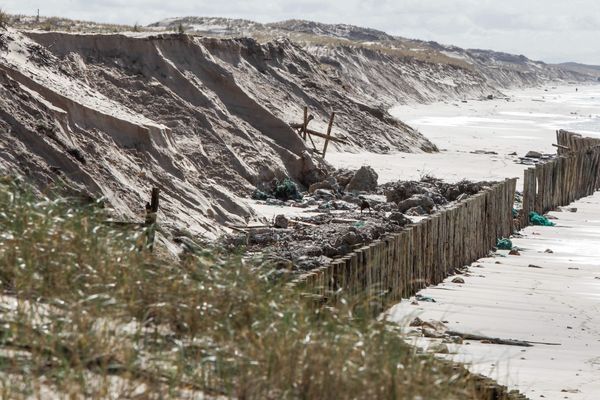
{"left": 3, "top": 0, "right": 600, "bottom": 64}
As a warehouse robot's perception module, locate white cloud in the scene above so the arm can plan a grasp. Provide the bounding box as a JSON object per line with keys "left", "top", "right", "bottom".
{"left": 3, "top": 0, "right": 599, "bottom": 63}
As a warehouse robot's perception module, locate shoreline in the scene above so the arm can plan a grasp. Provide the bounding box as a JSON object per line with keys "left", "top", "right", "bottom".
{"left": 325, "top": 84, "right": 600, "bottom": 190}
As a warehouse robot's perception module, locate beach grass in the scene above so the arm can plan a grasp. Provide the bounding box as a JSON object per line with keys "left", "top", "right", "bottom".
{"left": 0, "top": 177, "right": 501, "bottom": 399}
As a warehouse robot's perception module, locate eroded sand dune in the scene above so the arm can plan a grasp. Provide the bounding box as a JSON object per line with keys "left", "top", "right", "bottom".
{"left": 0, "top": 25, "right": 595, "bottom": 240}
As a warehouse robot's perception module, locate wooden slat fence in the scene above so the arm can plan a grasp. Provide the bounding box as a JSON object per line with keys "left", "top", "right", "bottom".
{"left": 556, "top": 129, "right": 600, "bottom": 155}
{"left": 296, "top": 130, "right": 600, "bottom": 312}
{"left": 296, "top": 179, "right": 517, "bottom": 311}
{"left": 521, "top": 131, "right": 600, "bottom": 226}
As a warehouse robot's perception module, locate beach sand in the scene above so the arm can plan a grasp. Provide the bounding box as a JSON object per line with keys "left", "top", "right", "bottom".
{"left": 328, "top": 83, "right": 600, "bottom": 399}
{"left": 328, "top": 85, "right": 600, "bottom": 188}
{"left": 387, "top": 194, "right": 600, "bottom": 400}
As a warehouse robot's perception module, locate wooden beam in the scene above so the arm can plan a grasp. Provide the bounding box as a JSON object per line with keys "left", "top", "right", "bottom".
{"left": 322, "top": 112, "right": 336, "bottom": 157}
{"left": 552, "top": 143, "right": 570, "bottom": 151}
{"left": 288, "top": 125, "right": 348, "bottom": 144}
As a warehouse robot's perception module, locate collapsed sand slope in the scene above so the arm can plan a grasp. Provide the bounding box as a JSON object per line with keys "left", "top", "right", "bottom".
{"left": 0, "top": 28, "right": 439, "bottom": 238}
{"left": 0, "top": 29, "right": 308, "bottom": 237}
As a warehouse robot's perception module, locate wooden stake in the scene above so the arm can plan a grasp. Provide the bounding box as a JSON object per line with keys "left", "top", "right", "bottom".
{"left": 322, "top": 112, "right": 336, "bottom": 157}
{"left": 145, "top": 187, "right": 160, "bottom": 252}
{"left": 302, "top": 106, "right": 308, "bottom": 140}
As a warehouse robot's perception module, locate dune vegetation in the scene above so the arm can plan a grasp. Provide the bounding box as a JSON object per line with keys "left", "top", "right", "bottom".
{"left": 0, "top": 176, "right": 512, "bottom": 399}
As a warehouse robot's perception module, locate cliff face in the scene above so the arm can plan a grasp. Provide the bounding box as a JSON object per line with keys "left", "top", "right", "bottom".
{"left": 0, "top": 17, "right": 597, "bottom": 237}
{"left": 0, "top": 28, "right": 435, "bottom": 237}
{"left": 153, "top": 17, "right": 598, "bottom": 96}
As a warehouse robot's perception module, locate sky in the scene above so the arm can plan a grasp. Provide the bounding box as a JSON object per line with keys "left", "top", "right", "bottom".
{"left": 3, "top": 0, "right": 600, "bottom": 64}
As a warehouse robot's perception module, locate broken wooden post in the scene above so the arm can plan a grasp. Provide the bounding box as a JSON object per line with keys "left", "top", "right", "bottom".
{"left": 322, "top": 112, "right": 336, "bottom": 158}
{"left": 145, "top": 187, "right": 160, "bottom": 252}
{"left": 302, "top": 106, "right": 308, "bottom": 140}
{"left": 552, "top": 143, "right": 570, "bottom": 151}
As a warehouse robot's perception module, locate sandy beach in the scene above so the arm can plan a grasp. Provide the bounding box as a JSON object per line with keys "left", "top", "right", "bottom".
{"left": 328, "top": 85, "right": 600, "bottom": 188}
{"left": 327, "top": 83, "right": 600, "bottom": 399}
{"left": 387, "top": 194, "right": 600, "bottom": 399}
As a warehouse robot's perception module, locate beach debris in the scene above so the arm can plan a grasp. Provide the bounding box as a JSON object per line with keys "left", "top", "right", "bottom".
{"left": 313, "top": 189, "right": 336, "bottom": 201}
{"left": 496, "top": 238, "right": 513, "bottom": 250}
{"left": 544, "top": 248, "right": 554, "bottom": 253}
{"left": 273, "top": 178, "right": 301, "bottom": 200}
{"left": 308, "top": 177, "right": 339, "bottom": 193}
{"left": 470, "top": 149, "right": 498, "bottom": 155}
{"left": 273, "top": 214, "right": 289, "bottom": 229}
{"left": 445, "top": 331, "right": 534, "bottom": 347}
{"left": 452, "top": 277, "right": 465, "bottom": 284}
{"left": 405, "top": 205, "right": 428, "bottom": 216}
{"left": 345, "top": 166, "right": 378, "bottom": 192}
{"left": 509, "top": 249, "right": 521, "bottom": 256}
{"left": 416, "top": 294, "right": 436, "bottom": 303}
{"left": 252, "top": 177, "right": 301, "bottom": 201}
{"left": 389, "top": 212, "right": 411, "bottom": 226}
{"left": 332, "top": 168, "right": 354, "bottom": 188}
{"left": 528, "top": 264, "right": 543, "bottom": 269}
{"left": 525, "top": 150, "right": 543, "bottom": 159}
{"left": 529, "top": 212, "right": 555, "bottom": 226}
{"left": 415, "top": 323, "right": 559, "bottom": 348}
{"left": 240, "top": 173, "right": 495, "bottom": 271}
{"left": 397, "top": 194, "right": 435, "bottom": 213}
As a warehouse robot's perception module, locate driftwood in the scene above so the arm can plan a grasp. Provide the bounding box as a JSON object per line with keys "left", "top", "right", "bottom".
{"left": 331, "top": 218, "right": 360, "bottom": 224}
{"left": 445, "top": 331, "right": 561, "bottom": 347}
{"left": 289, "top": 219, "right": 318, "bottom": 227}
{"left": 289, "top": 124, "right": 348, "bottom": 144}
{"left": 552, "top": 143, "right": 570, "bottom": 151}
{"left": 226, "top": 224, "right": 271, "bottom": 232}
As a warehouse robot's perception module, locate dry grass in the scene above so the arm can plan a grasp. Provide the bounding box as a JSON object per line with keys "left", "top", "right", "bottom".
{"left": 8, "top": 14, "right": 135, "bottom": 33}
{"left": 0, "top": 9, "right": 9, "bottom": 30}
{"left": 251, "top": 30, "right": 473, "bottom": 71}
{"left": 0, "top": 177, "right": 497, "bottom": 399}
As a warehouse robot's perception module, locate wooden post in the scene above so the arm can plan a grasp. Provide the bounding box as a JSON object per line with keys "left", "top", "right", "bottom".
{"left": 322, "top": 112, "right": 336, "bottom": 158}
{"left": 302, "top": 106, "right": 308, "bottom": 140}
{"left": 145, "top": 187, "right": 160, "bottom": 252}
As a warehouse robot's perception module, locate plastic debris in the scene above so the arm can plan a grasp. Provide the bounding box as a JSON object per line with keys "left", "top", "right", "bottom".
{"left": 416, "top": 294, "right": 436, "bottom": 303}
{"left": 273, "top": 178, "right": 300, "bottom": 201}
{"left": 529, "top": 212, "right": 556, "bottom": 227}
{"left": 251, "top": 189, "right": 269, "bottom": 200}
{"left": 496, "top": 238, "right": 513, "bottom": 250}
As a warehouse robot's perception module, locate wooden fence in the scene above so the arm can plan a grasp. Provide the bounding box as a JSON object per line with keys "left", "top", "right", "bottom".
{"left": 297, "top": 179, "right": 517, "bottom": 311}
{"left": 296, "top": 130, "right": 600, "bottom": 311}
{"left": 556, "top": 129, "right": 600, "bottom": 155}
{"left": 521, "top": 131, "right": 600, "bottom": 225}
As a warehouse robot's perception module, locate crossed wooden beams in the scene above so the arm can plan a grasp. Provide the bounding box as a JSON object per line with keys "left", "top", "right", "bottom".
{"left": 290, "top": 106, "right": 348, "bottom": 158}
